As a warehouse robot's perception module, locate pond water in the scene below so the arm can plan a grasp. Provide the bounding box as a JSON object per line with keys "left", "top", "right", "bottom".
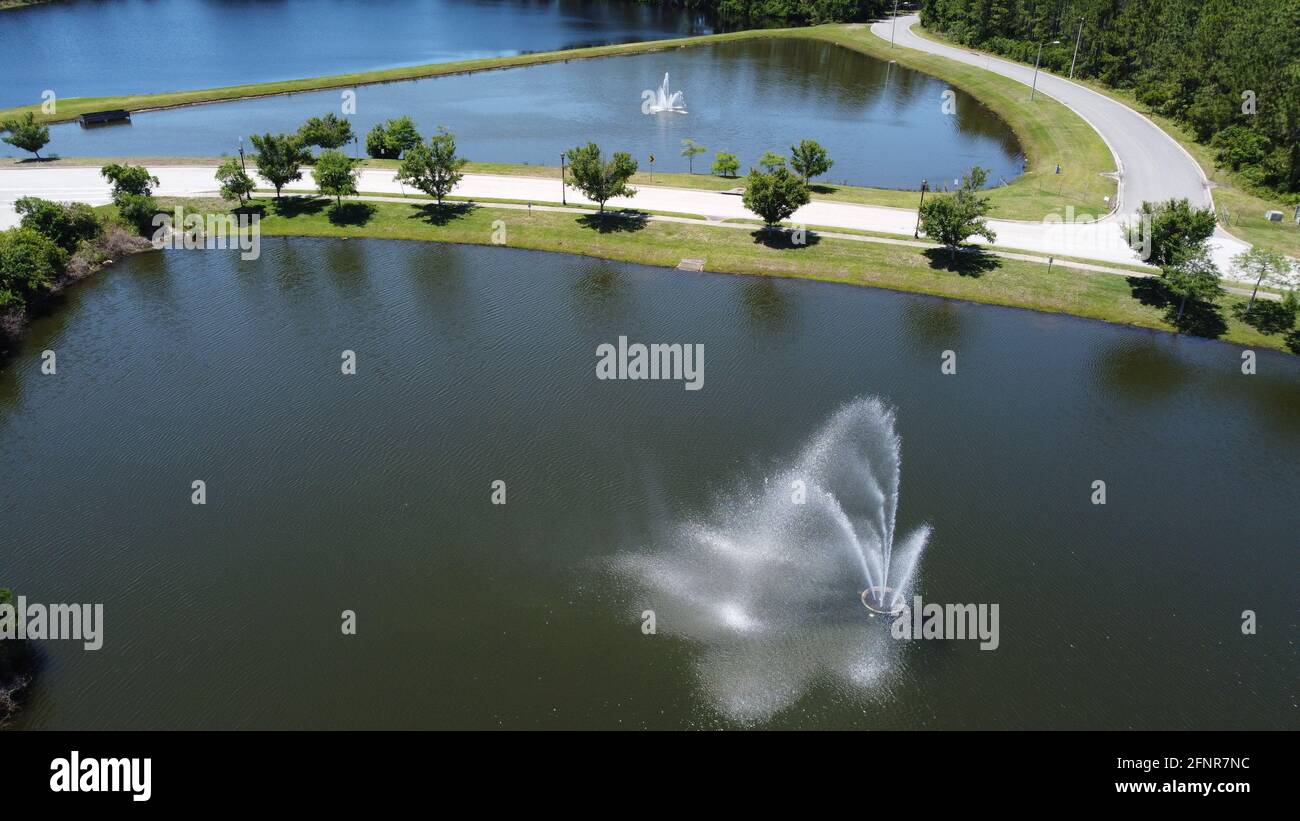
{"left": 33, "top": 39, "right": 1024, "bottom": 189}
{"left": 0, "top": 0, "right": 713, "bottom": 107}
{"left": 1, "top": 239, "right": 1295, "bottom": 729}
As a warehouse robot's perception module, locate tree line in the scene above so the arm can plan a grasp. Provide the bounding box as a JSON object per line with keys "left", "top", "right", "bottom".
{"left": 920, "top": 0, "right": 1300, "bottom": 196}
{"left": 642, "top": 0, "right": 891, "bottom": 26}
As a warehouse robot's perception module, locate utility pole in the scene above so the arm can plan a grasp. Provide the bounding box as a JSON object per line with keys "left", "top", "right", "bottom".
{"left": 1030, "top": 40, "right": 1060, "bottom": 101}
{"left": 890, "top": 0, "right": 899, "bottom": 47}
{"left": 1069, "top": 18, "right": 1084, "bottom": 80}
{"left": 913, "top": 180, "right": 928, "bottom": 238}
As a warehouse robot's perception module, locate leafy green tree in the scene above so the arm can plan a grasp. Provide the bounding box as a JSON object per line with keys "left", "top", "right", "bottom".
{"left": 365, "top": 117, "right": 421, "bottom": 160}
{"left": 1232, "top": 247, "right": 1293, "bottom": 313}
{"left": 711, "top": 152, "right": 740, "bottom": 178}
{"left": 790, "top": 139, "right": 833, "bottom": 183}
{"left": 396, "top": 127, "right": 467, "bottom": 205}
{"left": 14, "top": 197, "right": 100, "bottom": 254}
{"left": 758, "top": 151, "right": 787, "bottom": 172}
{"left": 0, "top": 226, "right": 65, "bottom": 309}
{"left": 918, "top": 165, "right": 997, "bottom": 261}
{"left": 741, "top": 163, "right": 810, "bottom": 227}
{"left": 565, "top": 143, "right": 638, "bottom": 213}
{"left": 100, "top": 163, "right": 161, "bottom": 234}
{"left": 1161, "top": 248, "right": 1223, "bottom": 323}
{"left": 100, "top": 163, "right": 159, "bottom": 199}
{"left": 1130, "top": 199, "right": 1218, "bottom": 267}
{"left": 312, "top": 150, "right": 360, "bottom": 205}
{"left": 1, "top": 112, "right": 50, "bottom": 159}
{"left": 681, "top": 138, "right": 707, "bottom": 174}
{"left": 250, "top": 133, "right": 311, "bottom": 198}
{"left": 215, "top": 158, "right": 256, "bottom": 204}
{"left": 297, "top": 113, "right": 355, "bottom": 151}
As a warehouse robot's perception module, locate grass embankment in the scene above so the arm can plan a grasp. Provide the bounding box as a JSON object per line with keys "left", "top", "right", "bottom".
{"left": 911, "top": 24, "right": 1300, "bottom": 260}
{"left": 0, "top": 24, "right": 1115, "bottom": 221}
{"left": 138, "top": 195, "right": 1295, "bottom": 353}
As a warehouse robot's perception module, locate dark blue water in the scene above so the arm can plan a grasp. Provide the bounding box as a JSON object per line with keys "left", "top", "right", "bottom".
{"left": 29, "top": 39, "right": 1024, "bottom": 189}
{"left": 0, "top": 0, "right": 712, "bottom": 107}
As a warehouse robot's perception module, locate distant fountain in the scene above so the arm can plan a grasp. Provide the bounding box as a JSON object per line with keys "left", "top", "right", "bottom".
{"left": 616, "top": 397, "right": 931, "bottom": 722}
{"left": 645, "top": 72, "right": 687, "bottom": 113}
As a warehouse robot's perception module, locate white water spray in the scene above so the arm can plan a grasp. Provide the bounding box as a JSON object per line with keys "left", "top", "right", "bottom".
{"left": 618, "top": 397, "right": 932, "bottom": 722}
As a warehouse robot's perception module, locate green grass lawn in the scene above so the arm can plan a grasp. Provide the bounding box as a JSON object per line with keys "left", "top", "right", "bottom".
{"left": 137, "top": 195, "right": 1296, "bottom": 353}
{"left": 3, "top": 24, "right": 1116, "bottom": 221}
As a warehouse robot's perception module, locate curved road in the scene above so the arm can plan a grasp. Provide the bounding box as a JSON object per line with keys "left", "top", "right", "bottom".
{"left": 875, "top": 14, "right": 1246, "bottom": 267}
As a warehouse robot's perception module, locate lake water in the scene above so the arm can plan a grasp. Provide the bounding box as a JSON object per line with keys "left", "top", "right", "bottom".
{"left": 0, "top": 0, "right": 713, "bottom": 107}
{"left": 1, "top": 238, "right": 1295, "bottom": 729}
{"left": 33, "top": 39, "right": 1024, "bottom": 189}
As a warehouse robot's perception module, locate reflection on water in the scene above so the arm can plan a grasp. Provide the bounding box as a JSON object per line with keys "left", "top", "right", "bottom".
{"left": 0, "top": 239, "right": 1295, "bottom": 729}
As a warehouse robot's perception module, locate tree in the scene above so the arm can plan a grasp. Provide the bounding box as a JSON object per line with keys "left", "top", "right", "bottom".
{"left": 0, "top": 226, "right": 65, "bottom": 310}
{"left": 1232, "top": 247, "right": 1294, "bottom": 313}
{"left": 1130, "top": 199, "right": 1218, "bottom": 267}
{"left": 396, "top": 127, "right": 467, "bottom": 205}
{"left": 711, "top": 152, "right": 739, "bottom": 178}
{"left": 100, "top": 163, "right": 158, "bottom": 199}
{"left": 741, "top": 164, "right": 810, "bottom": 228}
{"left": 365, "top": 116, "right": 421, "bottom": 160}
{"left": 250, "top": 133, "right": 311, "bottom": 198}
{"left": 311, "top": 150, "right": 360, "bottom": 205}
{"left": 1, "top": 112, "right": 50, "bottom": 159}
{"left": 215, "top": 158, "right": 256, "bottom": 204}
{"left": 14, "top": 197, "right": 100, "bottom": 254}
{"left": 681, "top": 138, "right": 706, "bottom": 174}
{"left": 100, "top": 163, "right": 160, "bottom": 234}
{"left": 758, "top": 150, "right": 787, "bottom": 172}
{"left": 918, "top": 165, "right": 997, "bottom": 260}
{"left": 565, "top": 143, "right": 637, "bottom": 213}
{"left": 1162, "top": 248, "right": 1223, "bottom": 323}
{"left": 790, "top": 139, "right": 833, "bottom": 183}
{"left": 297, "top": 114, "right": 355, "bottom": 151}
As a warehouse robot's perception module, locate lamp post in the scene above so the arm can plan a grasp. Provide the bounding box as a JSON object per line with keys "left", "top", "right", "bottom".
{"left": 238, "top": 136, "right": 246, "bottom": 173}
{"left": 890, "top": 0, "right": 899, "bottom": 47}
{"left": 1068, "top": 18, "right": 1084, "bottom": 80}
{"left": 913, "top": 179, "right": 928, "bottom": 238}
{"left": 560, "top": 153, "right": 566, "bottom": 205}
{"left": 1030, "top": 40, "right": 1061, "bottom": 101}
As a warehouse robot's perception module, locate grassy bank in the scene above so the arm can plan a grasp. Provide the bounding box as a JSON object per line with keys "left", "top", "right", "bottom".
{"left": 134, "top": 195, "right": 1294, "bottom": 353}
{"left": 1, "top": 24, "right": 1115, "bottom": 221}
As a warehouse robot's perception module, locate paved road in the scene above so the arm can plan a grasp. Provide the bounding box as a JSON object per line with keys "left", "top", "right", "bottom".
{"left": 874, "top": 14, "right": 1246, "bottom": 268}
{"left": 0, "top": 165, "right": 1164, "bottom": 267}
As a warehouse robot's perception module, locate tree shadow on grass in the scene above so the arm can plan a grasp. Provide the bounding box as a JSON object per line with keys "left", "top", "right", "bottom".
{"left": 576, "top": 210, "right": 648, "bottom": 233}
{"left": 409, "top": 201, "right": 475, "bottom": 226}
{"left": 328, "top": 201, "right": 376, "bottom": 227}
{"left": 1231, "top": 300, "right": 1296, "bottom": 336}
{"left": 271, "top": 196, "right": 328, "bottom": 218}
{"left": 233, "top": 202, "right": 267, "bottom": 219}
{"left": 750, "top": 227, "right": 820, "bottom": 249}
{"left": 923, "top": 246, "right": 1000, "bottom": 277}
{"left": 808, "top": 184, "right": 838, "bottom": 196}
{"left": 1126, "top": 276, "right": 1228, "bottom": 338}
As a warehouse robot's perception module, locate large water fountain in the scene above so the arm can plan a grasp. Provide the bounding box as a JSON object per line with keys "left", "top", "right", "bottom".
{"left": 645, "top": 72, "right": 687, "bottom": 113}
{"left": 618, "top": 397, "right": 931, "bottom": 722}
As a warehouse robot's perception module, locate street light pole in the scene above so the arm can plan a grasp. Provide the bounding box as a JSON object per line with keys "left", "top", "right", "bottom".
{"left": 560, "top": 153, "right": 566, "bottom": 205}
{"left": 1030, "top": 40, "right": 1060, "bottom": 101}
{"left": 890, "top": 0, "right": 899, "bottom": 47}
{"left": 1069, "top": 18, "right": 1084, "bottom": 80}
{"left": 238, "top": 136, "right": 246, "bottom": 173}
{"left": 913, "top": 180, "right": 928, "bottom": 238}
